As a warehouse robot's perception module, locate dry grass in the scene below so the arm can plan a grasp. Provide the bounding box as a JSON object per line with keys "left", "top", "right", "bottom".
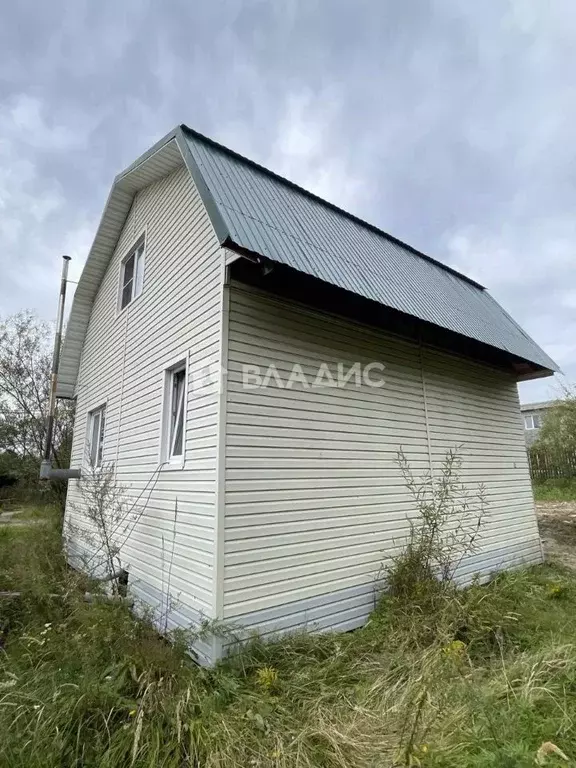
{"left": 2, "top": 511, "right": 576, "bottom": 767}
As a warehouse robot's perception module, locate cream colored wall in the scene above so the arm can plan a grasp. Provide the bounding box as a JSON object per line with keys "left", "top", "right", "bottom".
{"left": 65, "top": 166, "right": 223, "bottom": 663}
{"left": 222, "top": 283, "right": 540, "bottom": 636}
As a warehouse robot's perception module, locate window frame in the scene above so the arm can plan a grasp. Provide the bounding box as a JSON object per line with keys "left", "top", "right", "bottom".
{"left": 524, "top": 413, "right": 541, "bottom": 430}
{"left": 87, "top": 404, "right": 106, "bottom": 468}
{"left": 161, "top": 359, "right": 188, "bottom": 469}
{"left": 118, "top": 236, "right": 145, "bottom": 312}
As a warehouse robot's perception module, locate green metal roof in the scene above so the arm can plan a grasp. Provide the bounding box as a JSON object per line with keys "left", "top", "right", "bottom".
{"left": 180, "top": 125, "right": 557, "bottom": 373}
{"left": 58, "top": 125, "right": 558, "bottom": 400}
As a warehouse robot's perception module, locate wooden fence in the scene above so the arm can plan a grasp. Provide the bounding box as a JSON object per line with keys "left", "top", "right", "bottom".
{"left": 528, "top": 447, "right": 576, "bottom": 482}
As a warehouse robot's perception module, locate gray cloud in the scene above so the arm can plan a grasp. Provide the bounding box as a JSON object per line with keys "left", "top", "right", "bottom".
{"left": 0, "top": 0, "right": 574, "bottom": 402}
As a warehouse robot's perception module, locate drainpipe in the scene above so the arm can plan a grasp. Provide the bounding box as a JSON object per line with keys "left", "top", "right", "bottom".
{"left": 39, "top": 255, "right": 81, "bottom": 481}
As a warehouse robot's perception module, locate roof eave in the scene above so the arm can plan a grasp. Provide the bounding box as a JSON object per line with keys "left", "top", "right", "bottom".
{"left": 514, "top": 365, "right": 557, "bottom": 382}
{"left": 113, "top": 128, "right": 179, "bottom": 183}
{"left": 56, "top": 133, "right": 187, "bottom": 398}
{"left": 228, "top": 253, "right": 559, "bottom": 380}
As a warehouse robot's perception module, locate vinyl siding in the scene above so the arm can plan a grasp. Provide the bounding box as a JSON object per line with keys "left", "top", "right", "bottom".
{"left": 222, "top": 284, "right": 541, "bottom": 635}
{"left": 64, "top": 165, "right": 223, "bottom": 663}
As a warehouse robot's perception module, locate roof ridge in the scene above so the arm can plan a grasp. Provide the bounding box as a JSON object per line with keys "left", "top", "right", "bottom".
{"left": 179, "top": 123, "right": 485, "bottom": 291}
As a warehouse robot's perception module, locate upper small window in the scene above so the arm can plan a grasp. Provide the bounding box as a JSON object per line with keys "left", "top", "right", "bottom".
{"left": 88, "top": 405, "right": 106, "bottom": 467}
{"left": 166, "top": 365, "right": 186, "bottom": 461}
{"left": 120, "top": 240, "right": 145, "bottom": 309}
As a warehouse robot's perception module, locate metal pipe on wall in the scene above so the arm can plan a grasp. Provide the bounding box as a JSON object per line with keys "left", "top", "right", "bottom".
{"left": 40, "top": 255, "right": 81, "bottom": 481}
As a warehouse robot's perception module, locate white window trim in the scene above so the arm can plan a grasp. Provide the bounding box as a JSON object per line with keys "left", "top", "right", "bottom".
{"left": 86, "top": 404, "right": 106, "bottom": 468}
{"left": 524, "top": 413, "right": 541, "bottom": 430}
{"left": 118, "top": 235, "right": 146, "bottom": 313}
{"left": 160, "top": 358, "right": 188, "bottom": 470}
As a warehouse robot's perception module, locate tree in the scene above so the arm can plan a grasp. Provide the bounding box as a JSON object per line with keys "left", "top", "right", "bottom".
{"left": 0, "top": 311, "right": 74, "bottom": 504}
{"left": 532, "top": 384, "right": 576, "bottom": 480}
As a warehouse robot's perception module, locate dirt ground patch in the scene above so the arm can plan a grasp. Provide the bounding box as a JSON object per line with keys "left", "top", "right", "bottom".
{"left": 537, "top": 500, "right": 576, "bottom": 569}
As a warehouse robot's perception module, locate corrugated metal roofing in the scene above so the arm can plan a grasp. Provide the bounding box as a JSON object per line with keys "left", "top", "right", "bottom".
{"left": 182, "top": 125, "right": 558, "bottom": 372}
{"left": 57, "top": 125, "right": 557, "bottom": 400}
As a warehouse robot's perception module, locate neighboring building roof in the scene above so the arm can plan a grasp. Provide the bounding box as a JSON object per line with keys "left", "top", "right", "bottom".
{"left": 57, "top": 125, "right": 558, "bottom": 398}
{"left": 520, "top": 400, "right": 557, "bottom": 412}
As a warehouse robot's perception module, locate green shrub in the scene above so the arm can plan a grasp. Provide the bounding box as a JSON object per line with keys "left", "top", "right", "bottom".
{"left": 533, "top": 477, "right": 576, "bottom": 501}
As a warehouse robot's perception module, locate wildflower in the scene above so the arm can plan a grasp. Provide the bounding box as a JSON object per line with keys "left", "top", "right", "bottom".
{"left": 404, "top": 743, "right": 430, "bottom": 766}
{"left": 128, "top": 709, "right": 137, "bottom": 717}
{"left": 547, "top": 583, "right": 566, "bottom": 599}
{"left": 256, "top": 666, "right": 279, "bottom": 691}
{"left": 442, "top": 640, "right": 466, "bottom": 660}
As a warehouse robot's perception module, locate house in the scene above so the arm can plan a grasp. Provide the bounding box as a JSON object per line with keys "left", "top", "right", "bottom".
{"left": 520, "top": 400, "right": 555, "bottom": 446}
{"left": 58, "top": 125, "right": 558, "bottom": 664}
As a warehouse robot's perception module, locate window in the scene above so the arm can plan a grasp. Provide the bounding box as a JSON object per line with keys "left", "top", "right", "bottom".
{"left": 164, "top": 364, "right": 187, "bottom": 462}
{"left": 524, "top": 413, "right": 542, "bottom": 430}
{"left": 88, "top": 406, "right": 106, "bottom": 467}
{"left": 120, "top": 239, "right": 145, "bottom": 309}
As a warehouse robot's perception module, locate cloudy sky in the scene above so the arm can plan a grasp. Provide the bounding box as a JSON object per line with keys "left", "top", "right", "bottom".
{"left": 0, "top": 0, "right": 574, "bottom": 402}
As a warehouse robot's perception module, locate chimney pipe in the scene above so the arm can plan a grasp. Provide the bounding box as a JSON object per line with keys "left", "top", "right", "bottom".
{"left": 40, "top": 255, "right": 81, "bottom": 481}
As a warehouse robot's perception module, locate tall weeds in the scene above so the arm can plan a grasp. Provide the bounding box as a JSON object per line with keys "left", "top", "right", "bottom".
{"left": 1, "top": 452, "right": 576, "bottom": 767}
{"left": 66, "top": 461, "right": 133, "bottom": 593}
{"left": 387, "top": 447, "right": 488, "bottom": 602}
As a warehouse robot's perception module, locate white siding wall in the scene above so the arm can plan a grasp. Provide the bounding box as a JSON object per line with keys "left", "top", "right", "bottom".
{"left": 223, "top": 284, "right": 541, "bottom": 636}
{"left": 422, "top": 347, "right": 541, "bottom": 579}
{"left": 65, "top": 166, "right": 223, "bottom": 663}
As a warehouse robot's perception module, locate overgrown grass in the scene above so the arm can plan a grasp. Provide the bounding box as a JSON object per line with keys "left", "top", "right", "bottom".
{"left": 2, "top": 512, "right": 576, "bottom": 767}
{"left": 533, "top": 477, "right": 576, "bottom": 502}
